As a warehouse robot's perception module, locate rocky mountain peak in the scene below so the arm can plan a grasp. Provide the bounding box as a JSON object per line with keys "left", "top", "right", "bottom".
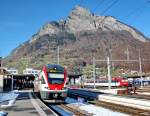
{"left": 5, "top": 6, "right": 150, "bottom": 72}
{"left": 70, "top": 5, "right": 93, "bottom": 18}
{"left": 66, "top": 5, "right": 96, "bottom": 32}
{"left": 31, "top": 5, "right": 147, "bottom": 42}
{"left": 37, "top": 21, "right": 60, "bottom": 36}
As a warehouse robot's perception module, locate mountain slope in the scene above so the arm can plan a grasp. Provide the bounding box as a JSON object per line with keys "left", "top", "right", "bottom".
{"left": 4, "top": 5, "right": 150, "bottom": 73}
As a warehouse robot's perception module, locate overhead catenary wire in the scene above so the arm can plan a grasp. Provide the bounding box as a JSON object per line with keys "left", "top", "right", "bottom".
{"left": 78, "top": 0, "right": 120, "bottom": 89}
{"left": 101, "top": 0, "right": 119, "bottom": 15}
{"left": 124, "top": 1, "right": 150, "bottom": 22}
{"left": 102, "top": 0, "right": 150, "bottom": 32}
{"left": 75, "top": 0, "right": 149, "bottom": 88}
{"left": 113, "top": 0, "right": 150, "bottom": 31}
{"left": 74, "top": 0, "right": 120, "bottom": 61}
{"left": 92, "top": 0, "right": 105, "bottom": 12}
{"left": 76, "top": 0, "right": 119, "bottom": 32}
{"left": 97, "top": 0, "right": 119, "bottom": 28}
{"left": 125, "top": 6, "right": 145, "bottom": 18}
{"left": 79, "top": 0, "right": 84, "bottom": 6}
{"left": 147, "top": 0, "right": 150, "bottom": 4}
{"left": 75, "top": 0, "right": 120, "bottom": 60}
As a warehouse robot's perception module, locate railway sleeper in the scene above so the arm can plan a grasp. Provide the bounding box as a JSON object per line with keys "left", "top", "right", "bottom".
{"left": 88, "top": 100, "right": 150, "bottom": 116}
{"left": 59, "top": 104, "right": 93, "bottom": 116}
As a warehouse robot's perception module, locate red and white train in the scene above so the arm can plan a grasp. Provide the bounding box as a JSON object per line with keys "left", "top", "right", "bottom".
{"left": 84, "top": 77, "right": 129, "bottom": 87}
{"left": 34, "top": 64, "right": 67, "bottom": 102}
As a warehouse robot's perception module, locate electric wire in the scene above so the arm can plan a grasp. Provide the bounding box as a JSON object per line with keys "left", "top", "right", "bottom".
{"left": 79, "top": 0, "right": 84, "bottom": 6}
{"left": 93, "top": 0, "right": 105, "bottom": 12}
{"left": 101, "top": 0, "right": 119, "bottom": 15}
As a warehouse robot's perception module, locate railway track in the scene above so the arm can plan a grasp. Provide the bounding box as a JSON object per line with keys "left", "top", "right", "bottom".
{"left": 89, "top": 100, "right": 150, "bottom": 116}
{"left": 118, "top": 94, "right": 150, "bottom": 100}
{"left": 68, "top": 88, "right": 150, "bottom": 115}
{"left": 137, "top": 86, "right": 150, "bottom": 92}
{"left": 33, "top": 92, "right": 74, "bottom": 116}
{"left": 119, "top": 86, "right": 150, "bottom": 100}
{"left": 37, "top": 87, "right": 150, "bottom": 115}
{"left": 48, "top": 102, "right": 93, "bottom": 116}
{"left": 58, "top": 104, "right": 92, "bottom": 116}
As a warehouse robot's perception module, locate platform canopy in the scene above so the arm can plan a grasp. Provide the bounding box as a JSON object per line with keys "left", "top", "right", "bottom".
{"left": 0, "top": 68, "right": 10, "bottom": 75}
{"left": 7, "top": 74, "right": 35, "bottom": 80}
{"left": 68, "top": 74, "right": 82, "bottom": 78}
{"left": 126, "top": 75, "right": 146, "bottom": 79}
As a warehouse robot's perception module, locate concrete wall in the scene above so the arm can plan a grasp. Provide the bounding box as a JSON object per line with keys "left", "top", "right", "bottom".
{"left": 0, "top": 75, "right": 4, "bottom": 92}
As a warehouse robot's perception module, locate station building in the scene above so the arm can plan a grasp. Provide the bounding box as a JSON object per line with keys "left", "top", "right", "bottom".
{"left": 0, "top": 68, "right": 40, "bottom": 92}
{"left": 0, "top": 68, "right": 10, "bottom": 92}
{"left": 6, "top": 68, "right": 18, "bottom": 75}
{"left": 23, "top": 68, "right": 40, "bottom": 77}
{"left": 127, "top": 75, "right": 150, "bottom": 86}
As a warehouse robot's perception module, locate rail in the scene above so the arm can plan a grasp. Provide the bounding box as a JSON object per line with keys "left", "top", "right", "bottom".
{"left": 89, "top": 100, "right": 150, "bottom": 116}
{"left": 59, "top": 104, "right": 92, "bottom": 116}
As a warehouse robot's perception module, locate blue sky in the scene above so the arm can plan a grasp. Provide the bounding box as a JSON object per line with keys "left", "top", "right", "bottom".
{"left": 0, "top": 0, "right": 150, "bottom": 57}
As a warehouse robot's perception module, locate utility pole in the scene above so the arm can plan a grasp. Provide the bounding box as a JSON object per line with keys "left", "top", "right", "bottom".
{"left": 107, "top": 38, "right": 112, "bottom": 90}
{"left": 11, "top": 75, "right": 13, "bottom": 91}
{"left": 138, "top": 49, "right": 143, "bottom": 87}
{"left": 93, "top": 57, "right": 96, "bottom": 89}
{"left": 107, "top": 57, "right": 111, "bottom": 90}
{"left": 47, "top": 39, "right": 51, "bottom": 63}
{"left": 127, "top": 47, "right": 129, "bottom": 61}
{"left": 57, "top": 46, "right": 60, "bottom": 65}
{"left": 26, "top": 57, "right": 29, "bottom": 68}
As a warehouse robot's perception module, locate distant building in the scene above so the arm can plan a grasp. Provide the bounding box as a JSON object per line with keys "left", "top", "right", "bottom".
{"left": 23, "top": 68, "right": 40, "bottom": 76}
{"left": 0, "top": 68, "right": 11, "bottom": 92}
{"left": 6, "top": 68, "right": 18, "bottom": 75}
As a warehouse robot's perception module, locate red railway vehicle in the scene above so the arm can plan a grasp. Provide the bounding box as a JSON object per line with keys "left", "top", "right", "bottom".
{"left": 84, "top": 77, "right": 129, "bottom": 87}
{"left": 34, "top": 64, "right": 67, "bottom": 102}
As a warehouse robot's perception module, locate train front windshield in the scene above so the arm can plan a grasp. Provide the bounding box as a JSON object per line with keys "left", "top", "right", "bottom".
{"left": 48, "top": 73, "right": 64, "bottom": 84}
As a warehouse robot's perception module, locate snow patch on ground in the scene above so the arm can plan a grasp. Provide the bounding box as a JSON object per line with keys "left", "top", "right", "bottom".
{"left": 0, "top": 111, "right": 8, "bottom": 116}
{"left": 66, "top": 97, "right": 129, "bottom": 116}
{"left": 79, "top": 104, "right": 129, "bottom": 116}
{"left": 65, "top": 97, "right": 78, "bottom": 103}
{"left": 0, "top": 90, "right": 19, "bottom": 108}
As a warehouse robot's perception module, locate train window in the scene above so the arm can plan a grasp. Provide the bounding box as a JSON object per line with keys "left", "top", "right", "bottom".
{"left": 46, "top": 65, "right": 64, "bottom": 73}
{"left": 48, "top": 78, "right": 64, "bottom": 84}
{"left": 47, "top": 73, "right": 64, "bottom": 84}
{"left": 48, "top": 73, "right": 64, "bottom": 78}
{"left": 41, "top": 76, "right": 45, "bottom": 84}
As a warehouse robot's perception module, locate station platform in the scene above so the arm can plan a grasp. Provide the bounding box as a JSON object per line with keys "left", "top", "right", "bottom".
{"left": 0, "top": 90, "right": 56, "bottom": 116}
{"left": 68, "top": 86, "right": 127, "bottom": 95}
{"left": 98, "top": 94, "right": 150, "bottom": 110}
{"left": 68, "top": 87, "right": 150, "bottom": 111}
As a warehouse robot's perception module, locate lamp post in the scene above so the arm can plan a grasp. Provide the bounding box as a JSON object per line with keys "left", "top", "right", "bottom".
{"left": 57, "top": 46, "right": 60, "bottom": 65}
{"left": 107, "top": 57, "right": 111, "bottom": 90}
{"left": 138, "top": 49, "right": 143, "bottom": 87}
{"left": 11, "top": 75, "right": 13, "bottom": 91}
{"left": 93, "top": 57, "right": 96, "bottom": 89}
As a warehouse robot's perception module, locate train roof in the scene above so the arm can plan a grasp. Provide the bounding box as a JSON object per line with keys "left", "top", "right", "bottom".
{"left": 45, "top": 64, "right": 64, "bottom": 71}
{"left": 46, "top": 64, "right": 64, "bottom": 68}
